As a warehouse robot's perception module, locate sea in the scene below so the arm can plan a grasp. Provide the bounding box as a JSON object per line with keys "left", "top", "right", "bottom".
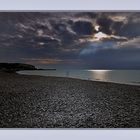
{"left": 18, "top": 70, "right": 140, "bottom": 85}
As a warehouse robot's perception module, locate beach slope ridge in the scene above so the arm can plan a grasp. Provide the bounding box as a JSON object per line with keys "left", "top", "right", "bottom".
{"left": 0, "top": 72, "right": 140, "bottom": 128}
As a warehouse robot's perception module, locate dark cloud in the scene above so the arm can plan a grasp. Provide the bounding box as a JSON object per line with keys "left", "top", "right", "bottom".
{"left": 74, "top": 12, "right": 98, "bottom": 19}
{"left": 96, "top": 17, "right": 113, "bottom": 35}
{"left": 95, "top": 13, "right": 140, "bottom": 38}
{"left": 33, "top": 36, "right": 60, "bottom": 45}
{"left": 111, "top": 21, "right": 124, "bottom": 35}
{"left": 113, "top": 22, "right": 140, "bottom": 38}
{"left": 72, "top": 20, "right": 95, "bottom": 35}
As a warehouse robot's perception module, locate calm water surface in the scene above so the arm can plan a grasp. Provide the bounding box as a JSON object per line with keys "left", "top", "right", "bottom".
{"left": 18, "top": 70, "right": 140, "bottom": 85}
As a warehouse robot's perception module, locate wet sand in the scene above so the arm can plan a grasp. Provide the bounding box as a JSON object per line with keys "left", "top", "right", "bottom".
{"left": 0, "top": 72, "right": 140, "bottom": 128}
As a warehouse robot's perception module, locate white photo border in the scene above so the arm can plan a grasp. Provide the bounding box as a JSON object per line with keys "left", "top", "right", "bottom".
{"left": 0, "top": 0, "right": 140, "bottom": 139}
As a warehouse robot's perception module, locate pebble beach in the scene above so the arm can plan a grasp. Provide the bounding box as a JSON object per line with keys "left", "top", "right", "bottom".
{"left": 0, "top": 72, "right": 140, "bottom": 128}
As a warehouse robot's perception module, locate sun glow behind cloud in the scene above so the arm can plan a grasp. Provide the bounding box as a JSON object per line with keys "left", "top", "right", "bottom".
{"left": 88, "top": 31, "right": 127, "bottom": 42}
{"left": 94, "top": 32, "right": 109, "bottom": 41}
{"left": 95, "top": 25, "right": 100, "bottom": 31}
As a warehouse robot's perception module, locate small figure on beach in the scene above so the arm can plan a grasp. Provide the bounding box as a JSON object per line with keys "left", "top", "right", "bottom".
{"left": 66, "top": 71, "right": 69, "bottom": 77}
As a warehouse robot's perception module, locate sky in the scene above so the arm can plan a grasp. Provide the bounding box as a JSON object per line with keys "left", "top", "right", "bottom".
{"left": 0, "top": 12, "right": 140, "bottom": 69}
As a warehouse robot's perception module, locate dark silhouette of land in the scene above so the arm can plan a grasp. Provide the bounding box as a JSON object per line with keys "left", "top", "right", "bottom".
{"left": 0, "top": 63, "right": 56, "bottom": 73}
{"left": 0, "top": 63, "right": 37, "bottom": 72}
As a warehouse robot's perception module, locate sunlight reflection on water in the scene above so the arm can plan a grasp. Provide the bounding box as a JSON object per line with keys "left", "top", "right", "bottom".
{"left": 18, "top": 70, "right": 140, "bottom": 85}
{"left": 88, "top": 70, "right": 110, "bottom": 81}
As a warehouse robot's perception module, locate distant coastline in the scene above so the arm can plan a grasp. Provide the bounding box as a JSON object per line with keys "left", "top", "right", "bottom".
{"left": 37, "top": 68, "right": 56, "bottom": 71}
{"left": 0, "top": 63, "right": 37, "bottom": 73}
{"left": 0, "top": 62, "right": 56, "bottom": 73}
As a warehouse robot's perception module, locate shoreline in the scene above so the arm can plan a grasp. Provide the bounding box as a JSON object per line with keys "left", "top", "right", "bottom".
{"left": 17, "top": 71, "right": 140, "bottom": 87}
{"left": 0, "top": 72, "right": 140, "bottom": 128}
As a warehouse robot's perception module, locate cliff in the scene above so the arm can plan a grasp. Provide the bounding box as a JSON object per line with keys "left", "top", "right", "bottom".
{"left": 0, "top": 63, "right": 37, "bottom": 73}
